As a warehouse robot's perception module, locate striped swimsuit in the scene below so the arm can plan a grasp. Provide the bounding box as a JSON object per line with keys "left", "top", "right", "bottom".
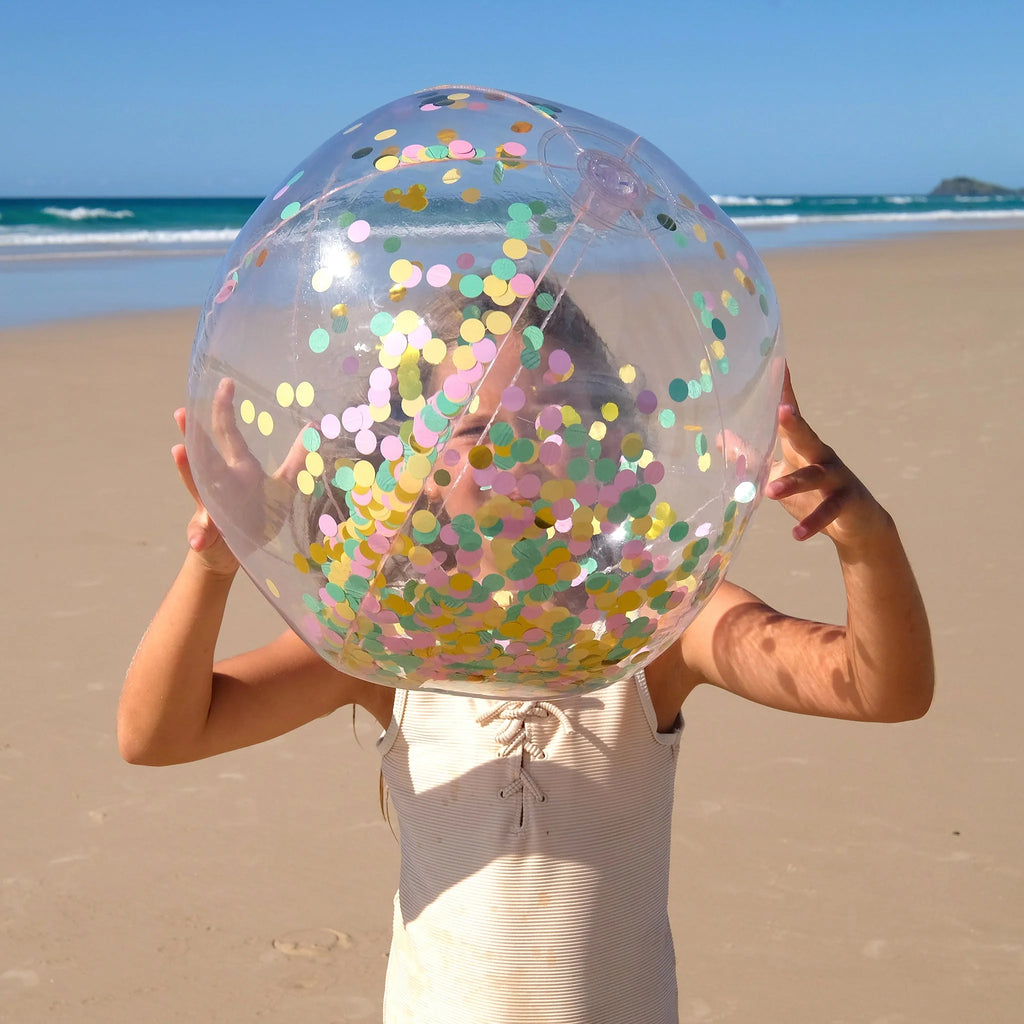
{"left": 377, "top": 672, "right": 682, "bottom": 1023}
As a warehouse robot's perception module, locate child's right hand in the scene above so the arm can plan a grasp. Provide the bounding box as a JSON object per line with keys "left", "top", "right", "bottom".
{"left": 172, "top": 405, "right": 240, "bottom": 578}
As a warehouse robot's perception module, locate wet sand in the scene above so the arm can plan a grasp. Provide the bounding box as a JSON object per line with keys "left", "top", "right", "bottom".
{"left": 1, "top": 229, "right": 1021, "bottom": 1021}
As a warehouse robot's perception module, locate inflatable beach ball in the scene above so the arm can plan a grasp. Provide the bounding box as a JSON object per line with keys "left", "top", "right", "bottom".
{"left": 186, "top": 85, "right": 784, "bottom": 698}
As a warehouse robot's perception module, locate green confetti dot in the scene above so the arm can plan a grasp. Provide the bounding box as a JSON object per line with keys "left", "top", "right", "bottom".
{"left": 332, "top": 315, "right": 349, "bottom": 333}
{"left": 595, "top": 458, "right": 617, "bottom": 483}
{"left": 522, "top": 325, "right": 544, "bottom": 350}
{"left": 688, "top": 380, "right": 703, "bottom": 400}
{"left": 302, "top": 427, "right": 321, "bottom": 452}
{"left": 529, "top": 200, "right": 547, "bottom": 214}
{"left": 695, "top": 433, "right": 708, "bottom": 456}
{"left": 383, "top": 236, "right": 401, "bottom": 253}
{"left": 567, "top": 457, "right": 590, "bottom": 481}
{"left": 725, "top": 296, "right": 740, "bottom": 316}
{"left": 659, "top": 409, "right": 676, "bottom": 428}
{"left": 711, "top": 318, "right": 727, "bottom": 340}
{"left": 459, "top": 274, "right": 484, "bottom": 298}
{"left": 425, "top": 144, "right": 449, "bottom": 159}
{"left": 506, "top": 220, "right": 530, "bottom": 240}
{"left": 656, "top": 213, "right": 677, "bottom": 231}
{"left": 432, "top": 469, "right": 451, "bottom": 487}
{"left": 537, "top": 216, "right": 557, "bottom": 233}
{"left": 669, "top": 521, "right": 689, "bottom": 542}
{"left": 535, "top": 292, "right": 555, "bottom": 311}
{"left": 351, "top": 147, "right": 372, "bottom": 160}
{"left": 336, "top": 211, "right": 356, "bottom": 227}
{"left": 489, "top": 422, "right": 515, "bottom": 446}
{"left": 491, "top": 258, "right": 517, "bottom": 280}
{"left": 370, "top": 312, "right": 394, "bottom": 336}
{"left": 701, "top": 373, "right": 713, "bottom": 393}
{"left": 510, "top": 438, "right": 536, "bottom": 462}
{"left": 333, "top": 466, "right": 355, "bottom": 490}
{"left": 675, "top": 234, "right": 688, "bottom": 249}
{"left": 692, "top": 291, "right": 706, "bottom": 311}
{"left": 564, "top": 423, "right": 588, "bottom": 448}
{"left": 280, "top": 201, "right": 301, "bottom": 220}
{"left": 309, "top": 327, "right": 330, "bottom": 353}
{"left": 520, "top": 348, "right": 541, "bottom": 370}
{"left": 668, "top": 378, "right": 689, "bottom": 402}
{"left": 508, "top": 202, "right": 533, "bottom": 222}
{"left": 759, "top": 294, "right": 770, "bottom": 314}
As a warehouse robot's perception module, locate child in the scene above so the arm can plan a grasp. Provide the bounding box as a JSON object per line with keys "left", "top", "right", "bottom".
{"left": 119, "top": 353, "right": 933, "bottom": 1023}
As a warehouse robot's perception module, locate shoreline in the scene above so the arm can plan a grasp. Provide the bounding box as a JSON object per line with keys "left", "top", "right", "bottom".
{"left": 2, "top": 224, "right": 1022, "bottom": 335}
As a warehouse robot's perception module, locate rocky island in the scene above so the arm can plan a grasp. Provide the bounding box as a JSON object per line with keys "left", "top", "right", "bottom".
{"left": 930, "top": 176, "right": 1023, "bottom": 197}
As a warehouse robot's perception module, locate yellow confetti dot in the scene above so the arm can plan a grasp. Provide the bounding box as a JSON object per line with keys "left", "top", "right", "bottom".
{"left": 621, "top": 433, "right": 644, "bottom": 460}
{"left": 483, "top": 274, "right": 507, "bottom": 298}
{"left": 393, "top": 309, "right": 421, "bottom": 334}
{"left": 693, "top": 224, "right": 707, "bottom": 243}
{"left": 295, "top": 381, "right": 315, "bottom": 407}
{"left": 297, "top": 469, "right": 315, "bottom": 494}
{"left": 240, "top": 399, "right": 256, "bottom": 424}
{"left": 369, "top": 403, "right": 391, "bottom": 423}
{"left": 266, "top": 578, "right": 280, "bottom": 598}
{"left": 713, "top": 241, "right": 726, "bottom": 260}
{"left": 311, "top": 268, "right": 333, "bottom": 292}
{"left": 405, "top": 453, "right": 433, "bottom": 480}
{"left": 461, "top": 187, "right": 481, "bottom": 204}
{"left": 331, "top": 302, "right": 348, "bottom": 318}
{"left": 589, "top": 421, "right": 607, "bottom": 441}
{"left": 484, "top": 310, "right": 512, "bottom": 336}
{"left": 698, "top": 452, "right": 712, "bottom": 472}
{"left": 442, "top": 168, "right": 461, "bottom": 184}
{"left": 257, "top": 411, "right": 274, "bottom": 436}
{"left": 460, "top": 318, "right": 485, "bottom": 343}
{"left": 502, "top": 238, "right": 528, "bottom": 259}
{"left": 375, "top": 155, "right": 400, "bottom": 172}
{"left": 411, "top": 509, "right": 437, "bottom": 533}
{"left": 352, "top": 460, "right": 376, "bottom": 488}
{"left": 451, "top": 345, "right": 478, "bottom": 370}
{"left": 305, "top": 451, "right": 324, "bottom": 476}
{"left": 276, "top": 382, "right": 294, "bottom": 407}
{"left": 423, "top": 337, "right": 448, "bottom": 364}
{"left": 601, "top": 402, "right": 619, "bottom": 421}
{"left": 618, "top": 363, "right": 637, "bottom": 384}
{"left": 711, "top": 340, "right": 726, "bottom": 359}
{"left": 374, "top": 128, "right": 397, "bottom": 141}
{"left": 389, "top": 259, "right": 413, "bottom": 283}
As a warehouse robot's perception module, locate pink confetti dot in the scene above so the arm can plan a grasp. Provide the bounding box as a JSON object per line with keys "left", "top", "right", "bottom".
{"left": 501, "top": 385, "right": 525, "bottom": 412}
{"left": 509, "top": 273, "right": 535, "bottom": 297}
{"left": 575, "top": 482, "right": 598, "bottom": 505}
{"left": 342, "top": 356, "right": 359, "bottom": 374}
{"left": 538, "top": 405, "right": 563, "bottom": 431}
{"left": 347, "top": 219, "right": 371, "bottom": 243}
{"left": 473, "top": 337, "right": 497, "bottom": 363}
{"left": 548, "top": 349, "right": 572, "bottom": 375}
{"left": 449, "top": 139, "right": 475, "bottom": 158}
{"left": 518, "top": 473, "right": 541, "bottom": 499}
{"left": 644, "top": 460, "right": 665, "bottom": 484}
{"left": 538, "top": 440, "right": 563, "bottom": 466}
{"left": 502, "top": 141, "right": 527, "bottom": 157}
{"left": 319, "top": 514, "right": 338, "bottom": 537}
{"left": 369, "top": 366, "right": 392, "bottom": 389}
{"left": 402, "top": 144, "right": 425, "bottom": 162}
{"left": 443, "top": 375, "right": 471, "bottom": 402}
{"left": 355, "top": 429, "right": 377, "bottom": 455}
{"left": 492, "top": 471, "right": 517, "bottom": 495}
{"left": 413, "top": 420, "right": 439, "bottom": 448}
{"left": 698, "top": 203, "right": 717, "bottom": 220}
{"left": 380, "top": 435, "right": 404, "bottom": 461}
{"left": 408, "top": 323, "right": 431, "bottom": 348}
{"left": 456, "top": 252, "right": 475, "bottom": 270}
{"left": 367, "top": 387, "right": 391, "bottom": 406}
{"left": 321, "top": 413, "right": 341, "bottom": 439}
{"left": 443, "top": 448, "right": 462, "bottom": 467}
{"left": 426, "top": 263, "right": 452, "bottom": 287}
{"left": 341, "top": 406, "right": 365, "bottom": 432}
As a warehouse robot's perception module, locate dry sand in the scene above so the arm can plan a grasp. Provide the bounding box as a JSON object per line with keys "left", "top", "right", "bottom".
{"left": 1, "top": 229, "right": 1021, "bottom": 1022}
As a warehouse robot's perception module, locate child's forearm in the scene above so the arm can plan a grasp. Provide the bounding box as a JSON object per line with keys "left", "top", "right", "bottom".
{"left": 836, "top": 512, "right": 933, "bottom": 722}
{"left": 118, "top": 551, "right": 236, "bottom": 765}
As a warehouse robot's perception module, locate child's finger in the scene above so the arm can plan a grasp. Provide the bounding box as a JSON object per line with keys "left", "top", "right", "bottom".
{"left": 171, "top": 443, "right": 204, "bottom": 507}
{"left": 210, "top": 377, "right": 252, "bottom": 466}
{"left": 792, "top": 490, "right": 848, "bottom": 541}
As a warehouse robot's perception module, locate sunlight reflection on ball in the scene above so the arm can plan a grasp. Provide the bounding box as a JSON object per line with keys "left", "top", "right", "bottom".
{"left": 186, "top": 85, "right": 784, "bottom": 698}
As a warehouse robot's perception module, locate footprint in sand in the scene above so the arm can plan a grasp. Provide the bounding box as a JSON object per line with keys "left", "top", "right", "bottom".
{"left": 272, "top": 927, "right": 353, "bottom": 958}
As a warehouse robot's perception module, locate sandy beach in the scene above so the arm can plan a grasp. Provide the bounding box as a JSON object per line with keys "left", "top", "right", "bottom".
{"left": 2, "top": 229, "right": 1022, "bottom": 1022}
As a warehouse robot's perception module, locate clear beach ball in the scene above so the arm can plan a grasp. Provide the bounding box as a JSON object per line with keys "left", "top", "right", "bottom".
{"left": 186, "top": 85, "right": 784, "bottom": 698}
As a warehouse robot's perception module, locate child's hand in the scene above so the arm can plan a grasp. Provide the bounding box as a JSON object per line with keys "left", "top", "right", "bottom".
{"left": 765, "top": 365, "right": 890, "bottom": 553}
{"left": 173, "top": 378, "right": 307, "bottom": 574}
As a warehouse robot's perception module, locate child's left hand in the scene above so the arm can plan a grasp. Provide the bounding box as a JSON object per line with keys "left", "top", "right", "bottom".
{"left": 765, "top": 364, "right": 892, "bottom": 553}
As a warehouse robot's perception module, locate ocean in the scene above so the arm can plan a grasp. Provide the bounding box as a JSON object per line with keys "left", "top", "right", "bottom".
{"left": 2, "top": 192, "right": 1022, "bottom": 328}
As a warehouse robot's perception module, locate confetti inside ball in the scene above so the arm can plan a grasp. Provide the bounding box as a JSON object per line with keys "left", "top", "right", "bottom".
{"left": 186, "top": 85, "right": 784, "bottom": 698}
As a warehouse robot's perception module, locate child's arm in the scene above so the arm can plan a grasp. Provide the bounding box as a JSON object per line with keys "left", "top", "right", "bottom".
{"left": 646, "top": 366, "right": 934, "bottom": 725}
{"left": 118, "top": 412, "right": 386, "bottom": 767}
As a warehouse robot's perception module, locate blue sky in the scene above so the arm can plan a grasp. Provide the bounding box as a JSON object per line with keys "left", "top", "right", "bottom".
{"left": 2, "top": 0, "right": 1021, "bottom": 197}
